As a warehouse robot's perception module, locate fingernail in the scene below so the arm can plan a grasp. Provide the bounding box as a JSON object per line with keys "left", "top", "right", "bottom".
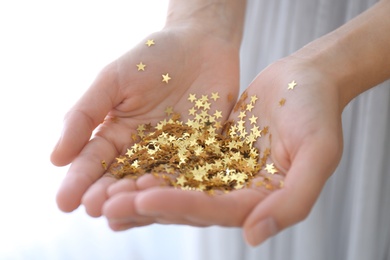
{"left": 245, "top": 217, "right": 279, "bottom": 246}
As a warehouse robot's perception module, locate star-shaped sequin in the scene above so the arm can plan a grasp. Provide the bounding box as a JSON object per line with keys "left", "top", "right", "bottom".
{"left": 287, "top": 80, "right": 297, "bottom": 90}
{"left": 136, "top": 62, "right": 146, "bottom": 71}
{"left": 145, "top": 39, "right": 155, "bottom": 47}
{"left": 162, "top": 73, "right": 171, "bottom": 84}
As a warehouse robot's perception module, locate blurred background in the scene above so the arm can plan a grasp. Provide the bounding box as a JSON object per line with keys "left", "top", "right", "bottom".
{"left": 0, "top": 1, "right": 221, "bottom": 259}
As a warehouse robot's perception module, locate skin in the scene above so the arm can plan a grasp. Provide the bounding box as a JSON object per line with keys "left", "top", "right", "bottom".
{"left": 51, "top": 0, "right": 390, "bottom": 247}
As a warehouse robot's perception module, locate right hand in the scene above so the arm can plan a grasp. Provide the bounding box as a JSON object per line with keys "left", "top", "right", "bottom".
{"left": 50, "top": 24, "right": 241, "bottom": 217}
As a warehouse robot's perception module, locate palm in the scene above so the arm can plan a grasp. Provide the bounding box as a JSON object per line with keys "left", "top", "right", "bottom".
{"left": 102, "top": 57, "right": 344, "bottom": 245}
{"left": 51, "top": 26, "right": 240, "bottom": 216}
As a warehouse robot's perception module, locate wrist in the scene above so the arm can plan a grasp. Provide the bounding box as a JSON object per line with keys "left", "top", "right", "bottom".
{"left": 164, "top": 0, "right": 246, "bottom": 48}
{"left": 292, "top": 1, "right": 390, "bottom": 108}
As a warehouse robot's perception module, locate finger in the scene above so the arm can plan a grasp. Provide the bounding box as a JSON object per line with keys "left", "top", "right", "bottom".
{"left": 51, "top": 65, "right": 119, "bottom": 166}
{"left": 103, "top": 192, "right": 155, "bottom": 231}
{"left": 107, "top": 178, "right": 138, "bottom": 198}
{"left": 134, "top": 187, "right": 267, "bottom": 227}
{"left": 81, "top": 174, "right": 117, "bottom": 217}
{"left": 56, "top": 136, "right": 118, "bottom": 212}
{"left": 243, "top": 139, "right": 340, "bottom": 246}
{"left": 107, "top": 174, "right": 168, "bottom": 199}
{"left": 136, "top": 174, "right": 170, "bottom": 190}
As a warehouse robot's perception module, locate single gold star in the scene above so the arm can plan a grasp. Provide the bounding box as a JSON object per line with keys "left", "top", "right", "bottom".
{"left": 116, "top": 157, "right": 126, "bottom": 164}
{"left": 214, "top": 121, "right": 222, "bottom": 130}
{"left": 176, "top": 175, "right": 187, "bottom": 186}
{"left": 250, "top": 95, "right": 258, "bottom": 104}
{"left": 287, "top": 80, "right": 297, "bottom": 90}
{"left": 126, "top": 148, "right": 134, "bottom": 157}
{"left": 279, "top": 98, "right": 286, "bottom": 106}
{"left": 188, "top": 94, "right": 197, "bottom": 102}
{"left": 188, "top": 107, "right": 197, "bottom": 115}
{"left": 249, "top": 115, "right": 258, "bottom": 125}
{"left": 162, "top": 73, "right": 171, "bottom": 83}
{"left": 137, "top": 124, "right": 145, "bottom": 132}
{"left": 246, "top": 103, "right": 254, "bottom": 112}
{"left": 164, "top": 106, "right": 174, "bottom": 116}
{"left": 203, "top": 102, "right": 211, "bottom": 110}
{"left": 211, "top": 92, "right": 220, "bottom": 101}
{"left": 238, "top": 111, "right": 246, "bottom": 120}
{"left": 136, "top": 62, "right": 146, "bottom": 71}
{"left": 145, "top": 39, "right": 155, "bottom": 47}
{"left": 200, "top": 95, "right": 209, "bottom": 102}
{"left": 132, "top": 160, "right": 139, "bottom": 168}
{"left": 214, "top": 110, "right": 222, "bottom": 119}
{"left": 265, "top": 163, "right": 278, "bottom": 174}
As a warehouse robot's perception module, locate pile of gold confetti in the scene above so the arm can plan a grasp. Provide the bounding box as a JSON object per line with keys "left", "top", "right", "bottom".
{"left": 103, "top": 39, "right": 290, "bottom": 193}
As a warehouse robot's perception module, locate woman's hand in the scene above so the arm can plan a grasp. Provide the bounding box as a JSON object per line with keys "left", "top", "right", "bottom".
{"left": 102, "top": 56, "right": 344, "bottom": 245}
{"left": 50, "top": 24, "right": 241, "bottom": 216}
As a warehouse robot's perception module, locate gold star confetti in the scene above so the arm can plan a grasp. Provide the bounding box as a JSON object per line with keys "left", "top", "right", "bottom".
{"left": 279, "top": 98, "right": 286, "bottom": 106}
{"left": 164, "top": 106, "right": 174, "bottom": 116}
{"left": 265, "top": 163, "right": 278, "bottom": 174}
{"left": 162, "top": 73, "right": 171, "bottom": 84}
{"left": 145, "top": 39, "right": 155, "bottom": 47}
{"left": 250, "top": 95, "right": 258, "bottom": 104}
{"left": 246, "top": 103, "right": 254, "bottom": 112}
{"left": 249, "top": 115, "right": 258, "bottom": 125}
{"left": 188, "top": 94, "right": 197, "bottom": 102}
{"left": 116, "top": 157, "right": 126, "bottom": 164}
{"left": 136, "top": 62, "right": 146, "bottom": 71}
{"left": 106, "top": 92, "right": 284, "bottom": 193}
{"left": 101, "top": 160, "right": 107, "bottom": 170}
{"left": 287, "top": 80, "right": 297, "bottom": 90}
{"left": 211, "top": 92, "right": 220, "bottom": 101}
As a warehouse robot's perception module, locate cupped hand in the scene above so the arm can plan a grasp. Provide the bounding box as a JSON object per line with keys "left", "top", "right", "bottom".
{"left": 102, "top": 56, "right": 345, "bottom": 245}
{"left": 50, "top": 25, "right": 240, "bottom": 216}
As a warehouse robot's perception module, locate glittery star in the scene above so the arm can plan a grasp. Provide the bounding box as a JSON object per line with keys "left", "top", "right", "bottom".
{"left": 211, "top": 92, "right": 220, "bottom": 101}
{"left": 265, "top": 163, "right": 278, "bottom": 174}
{"left": 195, "top": 99, "right": 204, "bottom": 109}
{"left": 200, "top": 95, "right": 209, "bottom": 102}
{"left": 288, "top": 80, "right": 297, "bottom": 90}
{"left": 249, "top": 115, "right": 258, "bottom": 125}
{"left": 250, "top": 95, "right": 258, "bottom": 104}
{"left": 137, "top": 124, "right": 145, "bottom": 132}
{"left": 132, "top": 160, "right": 139, "bottom": 168}
{"left": 188, "top": 107, "right": 196, "bottom": 115}
{"left": 136, "top": 62, "right": 146, "bottom": 71}
{"left": 203, "top": 102, "right": 211, "bottom": 110}
{"left": 214, "top": 121, "right": 222, "bottom": 130}
{"left": 214, "top": 110, "right": 222, "bottom": 119}
{"left": 176, "top": 175, "right": 187, "bottom": 186}
{"left": 131, "top": 133, "right": 138, "bottom": 141}
{"left": 246, "top": 103, "right": 254, "bottom": 112}
{"left": 188, "top": 94, "right": 197, "bottom": 102}
{"left": 279, "top": 98, "right": 286, "bottom": 106}
{"left": 116, "top": 157, "right": 126, "bottom": 164}
{"left": 164, "top": 106, "right": 174, "bottom": 116}
{"left": 162, "top": 73, "right": 171, "bottom": 83}
{"left": 145, "top": 39, "right": 155, "bottom": 47}
{"left": 238, "top": 111, "right": 246, "bottom": 120}
{"left": 126, "top": 148, "right": 134, "bottom": 157}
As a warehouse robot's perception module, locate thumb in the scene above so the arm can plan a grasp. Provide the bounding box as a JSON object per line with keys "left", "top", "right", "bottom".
{"left": 243, "top": 138, "right": 340, "bottom": 246}
{"left": 50, "top": 64, "right": 119, "bottom": 166}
